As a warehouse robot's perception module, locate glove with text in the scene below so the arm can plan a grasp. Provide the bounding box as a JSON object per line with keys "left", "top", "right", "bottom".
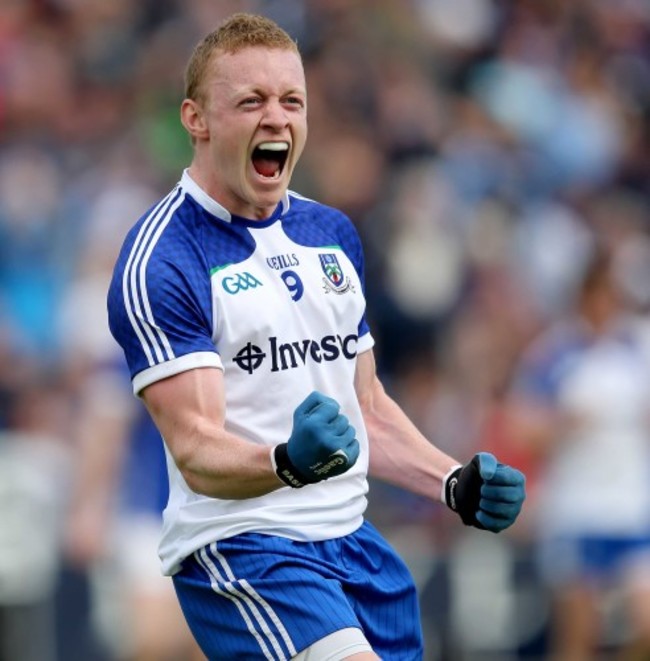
{"left": 272, "top": 391, "right": 359, "bottom": 488}
{"left": 443, "top": 452, "right": 525, "bottom": 532}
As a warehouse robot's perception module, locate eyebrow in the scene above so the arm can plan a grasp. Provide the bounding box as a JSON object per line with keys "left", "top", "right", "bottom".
{"left": 238, "top": 84, "right": 306, "bottom": 95}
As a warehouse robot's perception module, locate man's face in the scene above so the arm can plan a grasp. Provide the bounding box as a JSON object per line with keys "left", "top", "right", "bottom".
{"left": 196, "top": 46, "right": 307, "bottom": 219}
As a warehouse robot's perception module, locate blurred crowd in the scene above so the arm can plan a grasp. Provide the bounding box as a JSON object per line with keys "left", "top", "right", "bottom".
{"left": 1, "top": 0, "right": 649, "bottom": 659}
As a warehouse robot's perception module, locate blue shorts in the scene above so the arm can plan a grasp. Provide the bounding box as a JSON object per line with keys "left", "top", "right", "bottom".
{"left": 539, "top": 533, "right": 650, "bottom": 588}
{"left": 172, "top": 520, "right": 423, "bottom": 660}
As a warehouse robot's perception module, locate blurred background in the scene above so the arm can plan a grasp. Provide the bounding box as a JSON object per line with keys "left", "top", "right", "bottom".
{"left": 1, "top": 0, "right": 650, "bottom": 659}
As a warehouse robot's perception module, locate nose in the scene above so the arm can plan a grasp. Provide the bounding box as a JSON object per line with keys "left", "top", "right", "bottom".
{"left": 261, "top": 99, "right": 289, "bottom": 130}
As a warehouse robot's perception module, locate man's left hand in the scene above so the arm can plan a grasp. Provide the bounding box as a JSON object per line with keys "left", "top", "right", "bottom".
{"left": 443, "top": 452, "right": 526, "bottom": 532}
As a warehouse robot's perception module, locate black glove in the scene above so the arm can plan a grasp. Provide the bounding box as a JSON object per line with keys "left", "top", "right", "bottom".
{"left": 443, "top": 452, "right": 526, "bottom": 532}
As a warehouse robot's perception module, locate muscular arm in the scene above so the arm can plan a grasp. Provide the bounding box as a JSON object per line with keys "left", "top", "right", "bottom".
{"left": 142, "top": 367, "right": 284, "bottom": 499}
{"left": 355, "top": 350, "right": 459, "bottom": 501}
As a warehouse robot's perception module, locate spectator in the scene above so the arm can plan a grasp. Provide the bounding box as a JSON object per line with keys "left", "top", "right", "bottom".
{"left": 508, "top": 248, "right": 650, "bottom": 659}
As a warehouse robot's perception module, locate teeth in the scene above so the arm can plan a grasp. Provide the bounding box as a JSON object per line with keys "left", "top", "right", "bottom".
{"left": 257, "top": 141, "right": 289, "bottom": 151}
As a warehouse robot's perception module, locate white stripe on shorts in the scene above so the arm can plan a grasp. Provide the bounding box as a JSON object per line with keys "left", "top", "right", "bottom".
{"left": 195, "top": 543, "right": 297, "bottom": 660}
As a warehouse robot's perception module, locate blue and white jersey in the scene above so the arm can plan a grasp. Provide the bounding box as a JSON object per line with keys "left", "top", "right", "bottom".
{"left": 512, "top": 316, "right": 650, "bottom": 537}
{"left": 108, "top": 171, "right": 374, "bottom": 575}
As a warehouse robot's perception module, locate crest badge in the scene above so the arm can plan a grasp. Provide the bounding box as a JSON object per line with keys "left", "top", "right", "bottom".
{"left": 319, "top": 253, "right": 355, "bottom": 294}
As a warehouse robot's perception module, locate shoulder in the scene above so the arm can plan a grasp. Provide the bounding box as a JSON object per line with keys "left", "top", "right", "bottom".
{"left": 115, "top": 185, "right": 256, "bottom": 281}
{"left": 283, "top": 191, "right": 361, "bottom": 248}
{"left": 116, "top": 187, "right": 199, "bottom": 261}
{"left": 286, "top": 190, "right": 351, "bottom": 225}
{"left": 109, "top": 188, "right": 211, "bottom": 307}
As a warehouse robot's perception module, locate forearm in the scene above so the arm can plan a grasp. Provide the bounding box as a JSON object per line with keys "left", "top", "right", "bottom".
{"left": 142, "top": 367, "right": 284, "bottom": 500}
{"left": 361, "top": 378, "right": 459, "bottom": 502}
{"left": 173, "top": 418, "right": 283, "bottom": 499}
{"left": 363, "top": 385, "right": 527, "bottom": 533}
{"left": 356, "top": 352, "right": 526, "bottom": 531}
{"left": 65, "top": 400, "right": 131, "bottom": 564}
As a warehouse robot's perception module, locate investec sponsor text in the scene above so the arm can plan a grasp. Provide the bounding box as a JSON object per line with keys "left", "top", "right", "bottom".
{"left": 233, "top": 333, "right": 358, "bottom": 374}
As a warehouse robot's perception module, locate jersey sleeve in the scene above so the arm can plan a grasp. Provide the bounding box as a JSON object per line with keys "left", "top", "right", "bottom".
{"left": 334, "top": 211, "right": 372, "bottom": 342}
{"left": 107, "top": 223, "right": 221, "bottom": 395}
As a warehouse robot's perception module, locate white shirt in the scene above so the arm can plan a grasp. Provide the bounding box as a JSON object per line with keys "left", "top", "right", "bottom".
{"left": 108, "top": 172, "right": 374, "bottom": 574}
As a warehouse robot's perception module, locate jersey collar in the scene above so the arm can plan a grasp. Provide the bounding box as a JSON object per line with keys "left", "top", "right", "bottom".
{"left": 180, "top": 169, "right": 291, "bottom": 223}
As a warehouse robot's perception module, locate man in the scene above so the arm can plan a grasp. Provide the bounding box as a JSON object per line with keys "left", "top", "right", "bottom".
{"left": 508, "top": 250, "right": 650, "bottom": 660}
{"left": 108, "top": 13, "right": 525, "bottom": 660}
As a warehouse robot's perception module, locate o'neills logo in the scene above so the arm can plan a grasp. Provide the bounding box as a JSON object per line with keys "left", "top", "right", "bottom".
{"left": 233, "top": 333, "right": 358, "bottom": 374}
{"left": 313, "top": 450, "right": 348, "bottom": 476}
{"left": 448, "top": 477, "right": 458, "bottom": 511}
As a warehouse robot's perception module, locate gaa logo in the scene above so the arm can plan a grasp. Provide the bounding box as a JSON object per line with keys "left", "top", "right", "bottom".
{"left": 222, "top": 272, "right": 263, "bottom": 294}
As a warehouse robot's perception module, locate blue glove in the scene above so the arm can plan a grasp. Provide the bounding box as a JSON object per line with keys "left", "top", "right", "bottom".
{"left": 443, "top": 452, "right": 526, "bottom": 532}
{"left": 272, "top": 391, "right": 359, "bottom": 488}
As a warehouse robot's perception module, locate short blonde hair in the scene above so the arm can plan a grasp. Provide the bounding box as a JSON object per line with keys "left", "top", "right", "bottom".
{"left": 184, "top": 13, "right": 300, "bottom": 101}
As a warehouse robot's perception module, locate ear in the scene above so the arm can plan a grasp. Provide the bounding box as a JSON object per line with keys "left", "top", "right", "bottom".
{"left": 180, "top": 99, "right": 209, "bottom": 141}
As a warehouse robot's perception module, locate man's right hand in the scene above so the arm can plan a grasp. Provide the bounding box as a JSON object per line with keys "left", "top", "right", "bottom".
{"left": 272, "top": 391, "right": 359, "bottom": 488}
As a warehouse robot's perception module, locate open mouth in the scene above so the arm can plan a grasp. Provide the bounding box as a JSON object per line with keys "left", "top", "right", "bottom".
{"left": 251, "top": 141, "right": 289, "bottom": 180}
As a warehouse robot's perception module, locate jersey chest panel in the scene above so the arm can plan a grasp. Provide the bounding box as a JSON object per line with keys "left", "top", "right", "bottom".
{"left": 208, "top": 221, "right": 365, "bottom": 406}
